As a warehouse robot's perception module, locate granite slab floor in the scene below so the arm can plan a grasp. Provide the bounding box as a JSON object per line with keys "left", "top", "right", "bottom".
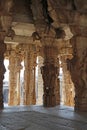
{"left": 0, "top": 105, "right": 87, "bottom": 130}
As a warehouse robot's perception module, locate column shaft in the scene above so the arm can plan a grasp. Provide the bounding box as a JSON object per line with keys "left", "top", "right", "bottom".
{"left": 0, "top": 33, "right": 6, "bottom": 109}
{"left": 60, "top": 55, "right": 74, "bottom": 106}
{"left": 23, "top": 45, "right": 36, "bottom": 105}
{"left": 8, "top": 50, "right": 22, "bottom": 106}
{"left": 67, "top": 37, "right": 87, "bottom": 111}
{"left": 41, "top": 46, "right": 60, "bottom": 107}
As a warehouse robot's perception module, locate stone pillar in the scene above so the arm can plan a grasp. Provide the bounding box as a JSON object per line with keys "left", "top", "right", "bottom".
{"left": 8, "top": 50, "right": 16, "bottom": 106}
{"left": 0, "top": 32, "right": 6, "bottom": 109}
{"left": 67, "top": 36, "right": 87, "bottom": 111}
{"left": 41, "top": 46, "right": 60, "bottom": 107}
{"left": 23, "top": 45, "right": 36, "bottom": 105}
{"left": 14, "top": 54, "right": 22, "bottom": 105}
{"left": 0, "top": 0, "right": 13, "bottom": 109}
{"left": 36, "top": 56, "right": 43, "bottom": 105}
{"left": 8, "top": 50, "right": 22, "bottom": 106}
{"left": 60, "top": 55, "right": 74, "bottom": 106}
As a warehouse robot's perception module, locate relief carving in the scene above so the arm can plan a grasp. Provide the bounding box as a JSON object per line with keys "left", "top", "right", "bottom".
{"left": 67, "top": 37, "right": 87, "bottom": 111}
{"left": 41, "top": 46, "right": 60, "bottom": 107}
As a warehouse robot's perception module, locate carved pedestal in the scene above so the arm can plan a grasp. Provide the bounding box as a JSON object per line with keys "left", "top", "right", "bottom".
{"left": 41, "top": 46, "right": 60, "bottom": 107}
{"left": 0, "top": 33, "right": 6, "bottom": 109}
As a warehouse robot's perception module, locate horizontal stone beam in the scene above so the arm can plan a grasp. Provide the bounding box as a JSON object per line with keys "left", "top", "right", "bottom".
{"left": 4, "top": 35, "right": 41, "bottom": 46}
{"left": 5, "top": 35, "right": 33, "bottom": 44}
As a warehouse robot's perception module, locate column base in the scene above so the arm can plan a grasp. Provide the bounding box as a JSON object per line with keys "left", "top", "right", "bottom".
{"left": 75, "top": 98, "right": 87, "bottom": 112}
{"left": 43, "top": 94, "right": 56, "bottom": 107}
{"left": 0, "top": 103, "right": 4, "bottom": 109}
{"left": 75, "top": 105, "right": 87, "bottom": 112}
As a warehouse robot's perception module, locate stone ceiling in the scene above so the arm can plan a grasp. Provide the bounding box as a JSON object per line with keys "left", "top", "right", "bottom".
{"left": 4, "top": 0, "right": 35, "bottom": 45}
{"left": 4, "top": 0, "right": 87, "bottom": 50}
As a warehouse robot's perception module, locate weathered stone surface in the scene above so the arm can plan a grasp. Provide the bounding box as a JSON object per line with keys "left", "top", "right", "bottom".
{"left": 67, "top": 36, "right": 87, "bottom": 111}
{"left": 41, "top": 46, "right": 60, "bottom": 107}
{"left": 23, "top": 45, "right": 37, "bottom": 105}
{"left": 0, "top": 33, "right": 6, "bottom": 109}
{"left": 0, "top": 0, "right": 87, "bottom": 113}
{"left": 8, "top": 49, "right": 22, "bottom": 106}
{"left": 0, "top": 105, "right": 87, "bottom": 130}
{"left": 36, "top": 56, "right": 43, "bottom": 105}
{"left": 60, "top": 55, "right": 74, "bottom": 106}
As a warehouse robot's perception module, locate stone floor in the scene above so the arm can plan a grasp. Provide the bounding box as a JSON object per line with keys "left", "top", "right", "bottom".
{"left": 0, "top": 105, "right": 87, "bottom": 130}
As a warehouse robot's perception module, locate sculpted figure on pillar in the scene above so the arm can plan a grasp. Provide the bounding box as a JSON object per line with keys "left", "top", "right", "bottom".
{"left": 60, "top": 54, "right": 74, "bottom": 106}
{"left": 47, "top": 0, "right": 87, "bottom": 112}
{"left": 8, "top": 47, "right": 23, "bottom": 106}
{"left": 23, "top": 45, "right": 37, "bottom": 105}
{"left": 41, "top": 46, "right": 60, "bottom": 107}
{"left": 67, "top": 37, "right": 87, "bottom": 111}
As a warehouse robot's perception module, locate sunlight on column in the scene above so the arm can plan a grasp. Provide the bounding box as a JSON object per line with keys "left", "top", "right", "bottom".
{"left": 3, "top": 59, "right": 9, "bottom": 106}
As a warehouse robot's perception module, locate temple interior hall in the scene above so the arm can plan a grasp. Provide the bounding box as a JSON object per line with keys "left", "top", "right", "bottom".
{"left": 0, "top": 0, "right": 87, "bottom": 129}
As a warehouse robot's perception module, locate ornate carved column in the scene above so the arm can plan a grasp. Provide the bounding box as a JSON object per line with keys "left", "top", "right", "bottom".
{"left": 0, "top": 32, "right": 6, "bottom": 109}
{"left": 60, "top": 54, "right": 74, "bottom": 106}
{"left": 23, "top": 45, "right": 36, "bottom": 105}
{"left": 8, "top": 50, "right": 16, "bottom": 106}
{"left": 8, "top": 49, "right": 22, "bottom": 106}
{"left": 14, "top": 53, "right": 22, "bottom": 105}
{"left": 0, "top": 0, "right": 14, "bottom": 108}
{"left": 41, "top": 45, "right": 60, "bottom": 107}
{"left": 67, "top": 36, "right": 87, "bottom": 111}
{"left": 36, "top": 56, "right": 43, "bottom": 105}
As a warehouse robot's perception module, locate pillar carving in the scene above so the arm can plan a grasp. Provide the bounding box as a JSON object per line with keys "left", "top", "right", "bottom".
{"left": 41, "top": 46, "right": 60, "bottom": 107}
{"left": 67, "top": 36, "right": 87, "bottom": 111}
{"left": 60, "top": 55, "right": 74, "bottom": 106}
{"left": 8, "top": 50, "right": 22, "bottom": 106}
{"left": 48, "top": 0, "right": 87, "bottom": 112}
{"left": 0, "top": 32, "right": 6, "bottom": 109}
{"left": 23, "top": 45, "right": 37, "bottom": 105}
{"left": 36, "top": 56, "right": 43, "bottom": 105}
{"left": 14, "top": 53, "right": 22, "bottom": 105}
{"left": 0, "top": 0, "right": 13, "bottom": 109}
{"left": 8, "top": 50, "right": 16, "bottom": 106}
